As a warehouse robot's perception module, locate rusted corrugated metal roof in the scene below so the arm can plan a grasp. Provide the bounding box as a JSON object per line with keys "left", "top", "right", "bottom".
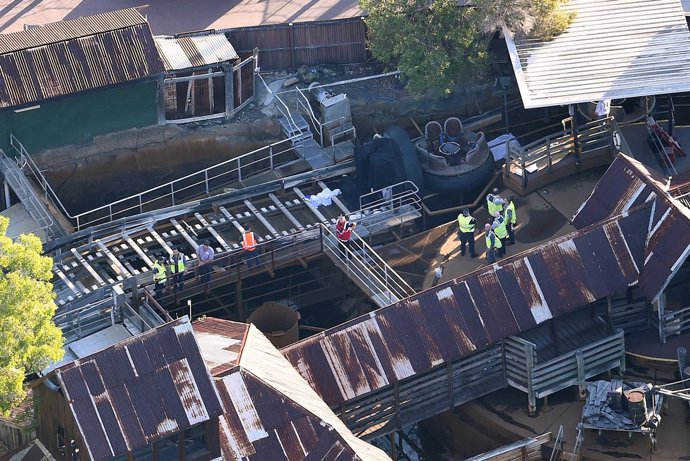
{"left": 53, "top": 318, "right": 224, "bottom": 461}
{"left": 194, "top": 319, "right": 390, "bottom": 460}
{"left": 0, "top": 9, "right": 163, "bottom": 108}
{"left": 154, "top": 34, "right": 239, "bottom": 71}
{"left": 0, "top": 9, "right": 146, "bottom": 54}
{"left": 194, "top": 317, "right": 248, "bottom": 376}
{"left": 282, "top": 195, "right": 690, "bottom": 407}
{"left": 0, "top": 439, "right": 53, "bottom": 461}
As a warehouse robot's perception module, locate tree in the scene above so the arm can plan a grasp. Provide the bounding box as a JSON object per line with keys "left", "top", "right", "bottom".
{"left": 361, "top": 0, "right": 488, "bottom": 95}
{"left": 0, "top": 216, "right": 63, "bottom": 416}
{"left": 361, "top": 0, "right": 575, "bottom": 95}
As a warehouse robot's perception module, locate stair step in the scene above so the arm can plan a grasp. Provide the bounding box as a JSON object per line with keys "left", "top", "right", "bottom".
{"left": 279, "top": 115, "right": 310, "bottom": 136}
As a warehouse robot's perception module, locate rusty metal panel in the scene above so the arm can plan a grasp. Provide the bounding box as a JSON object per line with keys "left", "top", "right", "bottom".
{"left": 617, "top": 202, "right": 652, "bottom": 271}
{"left": 476, "top": 270, "right": 520, "bottom": 337}
{"left": 571, "top": 234, "right": 615, "bottom": 300}
{"left": 416, "top": 295, "right": 465, "bottom": 360}
{"left": 53, "top": 319, "right": 222, "bottom": 460}
{"left": 494, "top": 265, "right": 537, "bottom": 331}
{"left": 603, "top": 221, "right": 640, "bottom": 285}
{"left": 507, "top": 258, "right": 552, "bottom": 324}
{"left": 281, "top": 338, "right": 344, "bottom": 407}
{"left": 377, "top": 305, "right": 433, "bottom": 373}
{"left": 0, "top": 19, "right": 163, "bottom": 108}
{"left": 446, "top": 282, "right": 489, "bottom": 346}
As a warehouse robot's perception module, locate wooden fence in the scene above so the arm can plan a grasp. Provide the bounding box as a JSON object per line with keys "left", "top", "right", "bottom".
{"left": 505, "top": 331, "right": 626, "bottom": 414}
{"left": 503, "top": 117, "right": 629, "bottom": 195}
{"left": 224, "top": 18, "right": 367, "bottom": 70}
{"left": 465, "top": 433, "right": 552, "bottom": 461}
{"left": 337, "top": 342, "right": 506, "bottom": 441}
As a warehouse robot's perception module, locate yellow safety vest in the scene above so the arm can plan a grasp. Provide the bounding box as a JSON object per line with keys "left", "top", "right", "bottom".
{"left": 505, "top": 201, "right": 517, "bottom": 224}
{"left": 487, "top": 195, "right": 504, "bottom": 217}
{"left": 485, "top": 230, "right": 502, "bottom": 249}
{"left": 169, "top": 255, "right": 186, "bottom": 273}
{"left": 152, "top": 262, "right": 166, "bottom": 282}
{"left": 493, "top": 216, "right": 508, "bottom": 239}
{"left": 457, "top": 214, "right": 475, "bottom": 233}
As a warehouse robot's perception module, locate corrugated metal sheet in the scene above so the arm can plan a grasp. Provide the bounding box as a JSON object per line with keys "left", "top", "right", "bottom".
{"left": 0, "top": 203, "right": 47, "bottom": 242}
{"left": 282, "top": 197, "right": 690, "bottom": 407}
{"left": 154, "top": 34, "right": 238, "bottom": 71}
{"left": 0, "top": 9, "right": 146, "bottom": 54}
{"left": 505, "top": 0, "right": 690, "bottom": 108}
{"left": 53, "top": 318, "right": 223, "bottom": 461}
{"left": 0, "top": 9, "right": 163, "bottom": 108}
{"left": 194, "top": 317, "right": 248, "bottom": 376}
{"left": 572, "top": 154, "right": 666, "bottom": 228}
{"left": 197, "top": 321, "right": 390, "bottom": 461}
{"left": 0, "top": 439, "right": 53, "bottom": 461}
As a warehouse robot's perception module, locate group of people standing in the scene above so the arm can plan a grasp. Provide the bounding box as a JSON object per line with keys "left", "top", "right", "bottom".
{"left": 457, "top": 189, "right": 517, "bottom": 264}
{"left": 151, "top": 226, "right": 263, "bottom": 302}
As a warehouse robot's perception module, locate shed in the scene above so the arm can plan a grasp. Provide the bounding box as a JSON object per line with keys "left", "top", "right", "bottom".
{"left": 154, "top": 31, "right": 248, "bottom": 123}
{"left": 0, "top": 8, "right": 165, "bottom": 154}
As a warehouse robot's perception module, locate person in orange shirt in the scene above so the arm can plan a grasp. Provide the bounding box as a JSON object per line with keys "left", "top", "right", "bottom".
{"left": 241, "top": 225, "right": 263, "bottom": 269}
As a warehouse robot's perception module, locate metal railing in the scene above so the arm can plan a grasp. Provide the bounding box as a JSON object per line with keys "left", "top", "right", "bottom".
{"left": 549, "top": 425, "right": 564, "bottom": 461}
{"left": 319, "top": 223, "right": 415, "bottom": 308}
{"left": 505, "top": 331, "right": 626, "bottom": 414}
{"left": 504, "top": 117, "right": 620, "bottom": 189}
{"left": 9, "top": 133, "right": 303, "bottom": 231}
{"left": 355, "top": 181, "right": 422, "bottom": 235}
{"left": 295, "top": 86, "right": 356, "bottom": 148}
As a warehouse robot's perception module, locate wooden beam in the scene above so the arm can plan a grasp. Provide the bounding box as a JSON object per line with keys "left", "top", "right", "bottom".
{"left": 218, "top": 206, "right": 246, "bottom": 234}
{"left": 318, "top": 180, "right": 350, "bottom": 215}
{"left": 55, "top": 266, "right": 82, "bottom": 295}
{"left": 169, "top": 219, "right": 198, "bottom": 249}
{"left": 194, "top": 212, "right": 232, "bottom": 251}
{"left": 146, "top": 226, "right": 175, "bottom": 256}
{"left": 97, "top": 241, "right": 131, "bottom": 278}
{"left": 123, "top": 234, "right": 155, "bottom": 268}
{"left": 244, "top": 199, "right": 279, "bottom": 238}
{"left": 269, "top": 193, "right": 304, "bottom": 231}
{"left": 70, "top": 248, "right": 106, "bottom": 287}
{"left": 292, "top": 187, "right": 328, "bottom": 224}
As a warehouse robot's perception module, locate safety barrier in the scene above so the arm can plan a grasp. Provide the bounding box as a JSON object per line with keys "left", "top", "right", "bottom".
{"left": 505, "top": 331, "right": 626, "bottom": 413}
{"left": 9, "top": 133, "right": 302, "bottom": 231}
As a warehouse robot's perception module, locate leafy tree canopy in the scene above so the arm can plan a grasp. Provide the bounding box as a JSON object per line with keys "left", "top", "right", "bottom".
{"left": 0, "top": 216, "right": 63, "bottom": 416}
{"left": 361, "top": 0, "right": 575, "bottom": 95}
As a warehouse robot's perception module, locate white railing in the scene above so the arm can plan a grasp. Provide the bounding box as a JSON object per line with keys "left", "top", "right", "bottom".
{"left": 319, "top": 223, "right": 415, "bottom": 307}
{"left": 10, "top": 133, "right": 302, "bottom": 231}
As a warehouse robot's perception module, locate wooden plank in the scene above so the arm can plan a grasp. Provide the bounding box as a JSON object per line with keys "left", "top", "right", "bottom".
{"left": 123, "top": 234, "right": 155, "bottom": 268}
{"left": 318, "top": 180, "right": 350, "bottom": 215}
{"left": 70, "top": 248, "right": 106, "bottom": 287}
{"left": 292, "top": 187, "right": 328, "bottom": 224}
{"left": 146, "top": 226, "right": 175, "bottom": 256}
{"left": 96, "top": 241, "right": 131, "bottom": 278}
{"left": 269, "top": 193, "right": 304, "bottom": 231}
{"left": 243, "top": 199, "right": 280, "bottom": 238}
{"left": 218, "top": 206, "right": 247, "bottom": 234}
{"left": 194, "top": 212, "right": 232, "bottom": 251}
{"left": 168, "top": 219, "right": 198, "bottom": 250}
{"left": 54, "top": 266, "right": 82, "bottom": 295}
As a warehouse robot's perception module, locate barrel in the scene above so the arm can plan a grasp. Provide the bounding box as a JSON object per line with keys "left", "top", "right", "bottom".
{"left": 247, "top": 301, "right": 300, "bottom": 348}
{"left": 625, "top": 390, "right": 647, "bottom": 424}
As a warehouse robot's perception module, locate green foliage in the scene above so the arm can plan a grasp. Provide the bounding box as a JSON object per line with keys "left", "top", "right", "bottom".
{"left": 0, "top": 216, "right": 63, "bottom": 416}
{"left": 361, "top": 0, "right": 488, "bottom": 95}
{"left": 361, "top": 0, "right": 575, "bottom": 94}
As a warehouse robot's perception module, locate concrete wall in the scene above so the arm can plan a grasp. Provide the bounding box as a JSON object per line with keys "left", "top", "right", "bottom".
{"left": 0, "top": 80, "right": 159, "bottom": 154}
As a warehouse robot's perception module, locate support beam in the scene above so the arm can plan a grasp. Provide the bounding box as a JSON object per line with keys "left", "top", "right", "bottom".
{"left": 218, "top": 206, "right": 246, "bottom": 234}
{"left": 123, "top": 234, "right": 154, "bottom": 268}
{"left": 70, "top": 248, "right": 106, "bottom": 287}
{"left": 269, "top": 193, "right": 304, "bottom": 231}
{"left": 244, "top": 199, "right": 279, "bottom": 238}
{"left": 169, "top": 219, "right": 198, "bottom": 249}
{"left": 97, "top": 241, "right": 131, "bottom": 278}
{"left": 55, "top": 266, "right": 82, "bottom": 296}
{"left": 292, "top": 187, "right": 328, "bottom": 224}
{"left": 318, "top": 180, "right": 350, "bottom": 215}
{"left": 147, "top": 226, "right": 175, "bottom": 256}
{"left": 194, "top": 213, "right": 232, "bottom": 251}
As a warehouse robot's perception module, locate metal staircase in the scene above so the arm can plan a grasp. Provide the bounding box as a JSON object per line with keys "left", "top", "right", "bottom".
{"left": 0, "top": 149, "right": 63, "bottom": 239}
{"left": 319, "top": 223, "right": 416, "bottom": 308}
{"left": 278, "top": 113, "right": 313, "bottom": 146}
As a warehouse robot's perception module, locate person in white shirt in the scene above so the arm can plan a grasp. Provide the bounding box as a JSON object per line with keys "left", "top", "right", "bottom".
{"left": 595, "top": 99, "right": 611, "bottom": 119}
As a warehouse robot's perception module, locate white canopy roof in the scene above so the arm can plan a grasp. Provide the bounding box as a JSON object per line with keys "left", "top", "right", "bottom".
{"left": 505, "top": 0, "right": 690, "bottom": 108}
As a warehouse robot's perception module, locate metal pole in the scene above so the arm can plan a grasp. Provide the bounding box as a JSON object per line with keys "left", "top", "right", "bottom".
{"left": 569, "top": 104, "right": 581, "bottom": 166}
{"left": 3, "top": 181, "right": 10, "bottom": 209}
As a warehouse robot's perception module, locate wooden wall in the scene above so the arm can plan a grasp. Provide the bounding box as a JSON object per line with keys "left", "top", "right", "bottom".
{"left": 225, "top": 18, "right": 366, "bottom": 71}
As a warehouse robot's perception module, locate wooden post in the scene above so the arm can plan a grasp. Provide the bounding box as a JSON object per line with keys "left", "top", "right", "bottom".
{"left": 157, "top": 79, "right": 166, "bottom": 125}
{"left": 526, "top": 342, "right": 536, "bottom": 414}
{"left": 550, "top": 318, "right": 560, "bottom": 357}
{"left": 617, "top": 329, "right": 626, "bottom": 374}
{"left": 606, "top": 295, "right": 614, "bottom": 333}
{"left": 656, "top": 292, "right": 667, "bottom": 344}
{"left": 569, "top": 105, "right": 581, "bottom": 167}
{"left": 446, "top": 361, "right": 454, "bottom": 409}
{"left": 546, "top": 136, "right": 552, "bottom": 172}
{"left": 576, "top": 350, "right": 586, "bottom": 399}
{"left": 236, "top": 266, "right": 244, "bottom": 321}
{"left": 390, "top": 433, "right": 397, "bottom": 460}
{"left": 224, "top": 63, "right": 234, "bottom": 117}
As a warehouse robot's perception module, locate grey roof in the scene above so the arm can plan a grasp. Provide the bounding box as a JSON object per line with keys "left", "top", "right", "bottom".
{"left": 53, "top": 318, "right": 224, "bottom": 461}
{"left": 0, "top": 8, "right": 163, "bottom": 108}
{"left": 505, "top": 0, "right": 690, "bottom": 108}
{"left": 154, "top": 33, "right": 239, "bottom": 71}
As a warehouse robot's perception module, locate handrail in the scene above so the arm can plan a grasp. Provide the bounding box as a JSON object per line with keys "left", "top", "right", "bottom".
{"left": 358, "top": 180, "right": 421, "bottom": 214}
{"left": 295, "top": 87, "right": 356, "bottom": 148}
{"left": 319, "top": 222, "right": 415, "bottom": 304}
{"left": 256, "top": 71, "right": 302, "bottom": 138}
{"left": 10, "top": 133, "right": 303, "bottom": 231}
